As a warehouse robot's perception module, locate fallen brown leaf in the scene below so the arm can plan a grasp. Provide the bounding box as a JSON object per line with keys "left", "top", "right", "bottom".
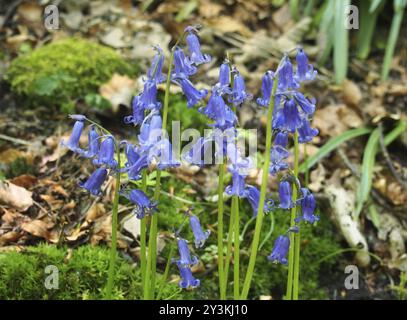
{"left": 0, "top": 181, "right": 33, "bottom": 211}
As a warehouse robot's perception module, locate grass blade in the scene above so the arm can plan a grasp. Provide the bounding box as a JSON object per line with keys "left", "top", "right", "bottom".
{"left": 381, "top": 1, "right": 406, "bottom": 81}
{"left": 333, "top": 0, "right": 350, "bottom": 84}
{"left": 355, "top": 128, "right": 380, "bottom": 218}
{"left": 357, "top": 0, "right": 382, "bottom": 59}
{"left": 299, "top": 127, "right": 372, "bottom": 173}
{"left": 290, "top": 0, "right": 300, "bottom": 21}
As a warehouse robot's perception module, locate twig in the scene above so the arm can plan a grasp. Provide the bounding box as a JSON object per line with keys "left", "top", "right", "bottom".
{"left": 0, "top": 133, "right": 31, "bottom": 146}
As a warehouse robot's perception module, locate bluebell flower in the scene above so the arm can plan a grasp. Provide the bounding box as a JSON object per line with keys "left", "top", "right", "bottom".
{"left": 256, "top": 71, "right": 274, "bottom": 107}
{"left": 172, "top": 47, "right": 197, "bottom": 79}
{"left": 123, "top": 142, "right": 148, "bottom": 180}
{"left": 189, "top": 215, "right": 210, "bottom": 248}
{"left": 147, "top": 45, "right": 166, "bottom": 84}
{"left": 274, "top": 99, "right": 302, "bottom": 132}
{"left": 269, "top": 145, "right": 289, "bottom": 175}
{"left": 149, "top": 138, "right": 180, "bottom": 169}
{"left": 278, "top": 56, "right": 298, "bottom": 90}
{"left": 294, "top": 92, "right": 316, "bottom": 115}
{"left": 226, "top": 171, "right": 246, "bottom": 197}
{"left": 177, "top": 262, "right": 200, "bottom": 289}
{"left": 267, "top": 235, "right": 290, "bottom": 265}
{"left": 92, "top": 136, "right": 117, "bottom": 169}
{"left": 138, "top": 113, "right": 163, "bottom": 152}
{"left": 124, "top": 95, "right": 145, "bottom": 125}
{"left": 243, "top": 185, "right": 273, "bottom": 217}
{"left": 278, "top": 181, "right": 294, "bottom": 209}
{"left": 298, "top": 118, "right": 319, "bottom": 144}
{"left": 61, "top": 120, "right": 85, "bottom": 153}
{"left": 176, "top": 238, "right": 198, "bottom": 267}
{"left": 175, "top": 78, "right": 207, "bottom": 108}
{"left": 229, "top": 71, "right": 252, "bottom": 106}
{"left": 139, "top": 80, "right": 162, "bottom": 110}
{"left": 81, "top": 125, "right": 99, "bottom": 158}
{"left": 274, "top": 131, "right": 288, "bottom": 148}
{"left": 200, "top": 92, "right": 236, "bottom": 129}
{"left": 296, "top": 188, "right": 319, "bottom": 224}
{"left": 182, "top": 137, "right": 212, "bottom": 167}
{"left": 219, "top": 62, "right": 230, "bottom": 88}
{"left": 185, "top": 28, "right": 211, "bottom": 65}
{"left": 295, "top": 47, "right": 317, "bottom": 82}
{"left": 124, "top": 189, "right": 157, "bottom": 219}
{"left": 79, "top": 167, "right": 108, "bottom": 196}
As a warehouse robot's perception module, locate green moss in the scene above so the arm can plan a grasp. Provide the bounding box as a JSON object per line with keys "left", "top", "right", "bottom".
{"left": 0, "top": 244, "right": 180, "bottom": 300}
{"left": 5, "top": 38, "right": 136, "bottom": 109}
{"left": 166, "top": 94, "right": 207, "bottom": 135}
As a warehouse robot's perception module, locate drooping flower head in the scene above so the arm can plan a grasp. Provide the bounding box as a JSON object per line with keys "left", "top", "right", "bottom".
{"left": 278, "top": 55, "right": 298, "bottom": 91}
{"left": 243, "top": 185, "right": 274, "bottom": 217}
{"left": 61, "top": 120, "right": 85, "bottom": 153}
{"left": 81, "top": 125, "right": 100, "bottom": 158}
{"left": 177, "top": 262, "right": 200, "bottom": 289}
{"left": 172, "top": 47, "right": 197, "bottom": 79}
{"left": 92, "top": 136, "right": 117, "bottom": 169}
{"left": 124, "top": 95, "right": 145, "bottom": 125}
{"left": 182, "top": 137, "right": 212, "bottom": 167}
{"left": 147, "top": 45, "right": 166, "bottom": 84}
{"left": 295, "top": 47, "right": 317, "bottom": 82}
{"left": 298, "top": 118, "right": 319, "bottom": 144}
{"left": 229, "top": 69, "right": 252, "bottom": 106}
{"left": 189, "top": 215, "right": 210, "bottom": 248}
{"left": 79, "top": 167, "right": 108, "bottom": 196}
{"left": 274, "top": 99, "right": 302, "bottom": 133}
{"left": 267, "top": 235, "right": 290, "bottom": 265}
{"left": 184, "top": 26, "right": 211, "bottom": 65}
{"left": 199, "top": 92, "right": 236, "bottom": 129}
{"left": 139, "top": 80, "right": 162, "bottom": 110}
{"left": 278, "top": 180, "right": 294, "bottom": 209}
{"left": 176, "top": 78, "right": 208, "bottom": 108}
{"left": 256, "top": 71, "right": 274, "bottom": 107}
{"left": 296, "top": 188, "right": 319, "bottom": 224}
{"left": 176, "top": 238, "right": 199, "bottom": 267}
{"left": 124, "top": 189, "right": 157, "bottom": 219}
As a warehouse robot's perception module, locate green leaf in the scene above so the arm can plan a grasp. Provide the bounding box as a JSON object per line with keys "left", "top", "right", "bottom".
{"left": 368, "top": 204, "right": 381, "bottom": 229}
{"left": 370, "top": 0, "right": 384, "bottom": 13}
{"left": 355, "top": 128, "right": 380, "bottom": 218}
{"left": 299, "top": 127, "right": 372, "bottom": 173}
{"left": 381, "top": 8, "right": 405, "bottom": 80}
{"left": 333, "top": 0, "right": 350, "bottom": 84}
{"left": 357, "top": 0, "right": 382, "bottom": 59}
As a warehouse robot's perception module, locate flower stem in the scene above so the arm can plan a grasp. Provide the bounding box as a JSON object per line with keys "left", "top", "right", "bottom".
{"left": 240, "top": 75, "right": 279, "bottom": 299}
{"left": 286, "top": 130, "right": 300, "bottom": 300}
{"left": 140, "top": 170, "right": 147, "bottom": 295}
{"left": 292, "top": 131, "right": 300, "bottom": 299}
{"left": 223, "top": 202, "right": 235, "bottom": 299}
{"left": 144, "top": 47, "right": 175, "bottom": 300}
{"left": 105, "top": 145, "right": 121, "bottom": 299}
{"left": 232, "top": 195, "right": 240, "bottom": 300}
{"left": 217, "top": 162, "right": 226, "bottom": 300}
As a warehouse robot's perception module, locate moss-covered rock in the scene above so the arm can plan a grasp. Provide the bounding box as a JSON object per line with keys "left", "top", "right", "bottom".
{"left": 5, "top": 38, "right": 136, "bottom": 111}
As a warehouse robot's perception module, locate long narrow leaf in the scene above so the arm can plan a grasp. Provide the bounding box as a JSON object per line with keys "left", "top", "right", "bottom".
{"left": 357, "top": 0, "right": 382, "bottom": 59}
{"left": 333, "top": 0, "right": 350, "bottom": 84}
{"left": 381, "top": 1, "right": 406, "bottom": 80}
{"left": 299, "top": 127, "right": 372, "bottom": 173}
{"left": 355, "top": 128, "right": 380, "bottom": 218}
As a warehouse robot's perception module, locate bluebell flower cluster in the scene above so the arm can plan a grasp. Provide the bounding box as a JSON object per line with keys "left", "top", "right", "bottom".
{"left": 259, "top": 48, "right": 319, "bottom": 264}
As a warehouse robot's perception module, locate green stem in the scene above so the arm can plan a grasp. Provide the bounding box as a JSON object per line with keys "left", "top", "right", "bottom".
{"left": 232, "top": 196, "right": 240, "bottom": 300}
{"left": 144, "top": 47, "right": 175, "bottom": 300}
{"left": 381, "top": 9, "right": 405, "bottom": 81}
{"left": 140, "top": 170, "right": 147, "bottom": 295}
{"left": 223, "top": 206, "right": 235, "bottom": 299}
{"left": 156, "top": 241, "right": 175, "bottom": 300}
{"left": 217, "top": 162, "right": 226, "bottom": 300}
{"left": 286, "top": 131, "right": 300, "bottom": 300}
{"left": 105, "top": 145, "right": 122, "bottom": 299}
{"left": 240, "top": 75, "right": 279, "bottom": 299}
